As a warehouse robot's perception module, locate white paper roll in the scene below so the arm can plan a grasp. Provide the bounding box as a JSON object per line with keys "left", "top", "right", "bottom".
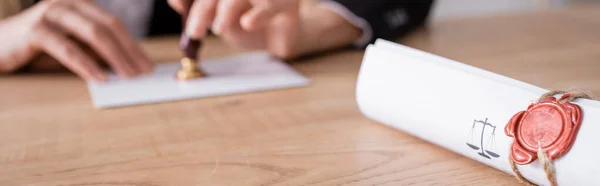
{"left": 356, "top": 39, "right": 600, "bottom": 186}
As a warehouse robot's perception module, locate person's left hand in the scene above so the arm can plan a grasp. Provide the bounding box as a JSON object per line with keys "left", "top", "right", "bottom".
{"left": 168, "top": 0, "right": 301, "bottom": 59}
{"left": 0, "top": 0, "right": 153, "bottom": 80}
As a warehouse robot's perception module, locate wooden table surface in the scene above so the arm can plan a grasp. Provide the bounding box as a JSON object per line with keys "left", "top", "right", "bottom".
{"left": 1, "top": 4, "right": 599, "bottom": 186}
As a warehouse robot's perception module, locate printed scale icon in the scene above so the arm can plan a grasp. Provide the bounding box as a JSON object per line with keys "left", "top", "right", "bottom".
{"left": 466, "top": 118, "right": 500, "bottom": 159}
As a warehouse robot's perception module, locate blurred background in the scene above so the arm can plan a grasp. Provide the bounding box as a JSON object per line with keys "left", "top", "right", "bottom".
{"left": 431, "top": 0, "right": 593, "bottom": 21}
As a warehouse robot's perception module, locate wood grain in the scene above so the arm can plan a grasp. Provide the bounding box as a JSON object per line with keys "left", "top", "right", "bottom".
{"left": 1, "top": 4, "right": 600, "bottom": 186}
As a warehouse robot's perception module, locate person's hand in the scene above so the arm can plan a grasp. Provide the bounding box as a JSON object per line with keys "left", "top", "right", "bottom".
{"left": 0, "top": 0, "right": 152, "bottom": 81}
{"left": 168, "top": 0, "right": 363, "bottom": 59}
{"left": 169, "top": 0, "right": 301, "bottom": 58}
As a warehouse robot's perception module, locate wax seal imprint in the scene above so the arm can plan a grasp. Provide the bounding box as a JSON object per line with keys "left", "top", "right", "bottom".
{"left": 505, "top": 94, "right": 582, "bottom": 165}
{"left": 176, "top": 57, "right": 205, "bottom": 80}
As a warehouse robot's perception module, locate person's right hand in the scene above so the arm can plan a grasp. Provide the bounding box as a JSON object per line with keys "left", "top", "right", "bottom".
{"left": 0, "top": 0, "right": 152, "bottom": 81}
{"left": 168, "top": 0, "right": 302, "bottom": 59}
{"left": 168, "top": 0, "right": 363, "bottom": 60}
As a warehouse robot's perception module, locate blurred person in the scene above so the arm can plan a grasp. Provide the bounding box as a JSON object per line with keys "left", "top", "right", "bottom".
{"left": 0, "top": 0, "right": 433, "bottom": 81}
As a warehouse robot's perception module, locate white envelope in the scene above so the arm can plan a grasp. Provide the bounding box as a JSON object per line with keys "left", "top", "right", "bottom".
{"left": 356, "top": 39, "right": 600, "bottom": 185}
{"left": 87, "top": 52, "right": 310, "bottom": 109}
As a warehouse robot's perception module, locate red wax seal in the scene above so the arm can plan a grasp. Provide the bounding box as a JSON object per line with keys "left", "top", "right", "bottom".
{"left": 505, "top": 94, "right": 582, "bottom": 165}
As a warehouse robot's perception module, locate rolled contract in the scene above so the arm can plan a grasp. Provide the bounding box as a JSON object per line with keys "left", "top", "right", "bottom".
{"left": 356, "top": 39, "right": 600, "bottom": 186}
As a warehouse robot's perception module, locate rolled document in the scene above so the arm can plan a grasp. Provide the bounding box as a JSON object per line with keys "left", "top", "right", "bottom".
{"left": 356, "top": 39, "right": 600, "bottom": 185}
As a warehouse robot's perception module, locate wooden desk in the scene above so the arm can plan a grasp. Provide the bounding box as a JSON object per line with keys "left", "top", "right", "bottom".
{"left": 1, "top": 4, "right": 599, "bottom": 186}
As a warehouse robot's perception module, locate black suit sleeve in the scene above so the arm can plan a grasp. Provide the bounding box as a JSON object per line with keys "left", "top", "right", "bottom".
{"left": 326, "top": 0, "right": 434, "bottom": 47}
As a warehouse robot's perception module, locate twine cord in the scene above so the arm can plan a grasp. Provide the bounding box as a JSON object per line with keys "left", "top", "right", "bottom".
{"left": 509, "top": 154, "right": 536, "bottom": 186}
{"left": 509, "top": 90, "right": 594, "bottom": 186}
{"left": 539, "top": 90, "right": 594, "bottom": 104}
{"left": 537, "top": 142, "right": 557, "bottom": 186}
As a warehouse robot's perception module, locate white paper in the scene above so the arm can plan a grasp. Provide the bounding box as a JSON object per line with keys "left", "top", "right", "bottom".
{"left": 356, "top": 39, "right": 600, "bottom": 186}
{"left": 88, "top": 52, "right": 310, "bottom": 109}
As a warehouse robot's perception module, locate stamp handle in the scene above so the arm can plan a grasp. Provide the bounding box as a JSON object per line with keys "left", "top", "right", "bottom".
{"left": 179, "top": 0, "right": 202, "bottom": 60}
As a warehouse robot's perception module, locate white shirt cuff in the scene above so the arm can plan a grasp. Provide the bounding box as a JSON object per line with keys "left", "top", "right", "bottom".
{"left": 318, "top": 0, "right": 374, "bottom": 47}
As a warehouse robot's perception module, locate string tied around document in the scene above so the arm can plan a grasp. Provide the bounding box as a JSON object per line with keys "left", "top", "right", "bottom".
{"left": 504, "top": 90, "right": 594, "bottom": 186}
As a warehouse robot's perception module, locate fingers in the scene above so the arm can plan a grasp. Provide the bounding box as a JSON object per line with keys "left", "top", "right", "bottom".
{"left": 213, "top": 0, "right": 250, "bottom": 34}
{"left": 266, "top": 2, "right": 301, "bottom": 58}
{"left": 184, "top": 0, "right": 296, "bottom": 38}
{"left": 74, "top": 1, "right": 153, "bottom": 74}
{"left": 241, "top": 1, "right": 277, "bottom": 31}
{"left": 185, "top": 0, "right": 219, "bottom": 39}
{"left": 31, "top": 24, "right": 106, "bottom": 81}
{"left": 178, "top": 0, "right": 301, "bottom": 57}
{"left": 242, "top": 0, "right": 298, "bottom": 31}
{"left": 167, "top": 0, "right": 185, "bottom": 14}
{"left": 43, "top": 4, "right": 137, "bottom": 78}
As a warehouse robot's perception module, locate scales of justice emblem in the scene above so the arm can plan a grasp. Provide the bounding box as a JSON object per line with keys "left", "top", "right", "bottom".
{"left": 466, "top": 118, "right": 500, "bottom": 159}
